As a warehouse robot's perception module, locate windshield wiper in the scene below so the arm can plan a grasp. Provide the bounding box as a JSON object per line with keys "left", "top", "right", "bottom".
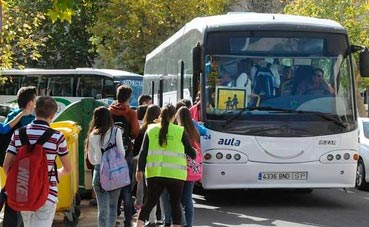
{"left": 223, "top": 106, "right": 347, "bottom": 129}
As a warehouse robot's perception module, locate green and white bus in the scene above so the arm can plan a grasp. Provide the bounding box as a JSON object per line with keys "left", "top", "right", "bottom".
{"left": 143, "top": 13, "right": 369, "bottom": 191}
{"left": 0, "top": 68, "right": 143, "bottom": 112}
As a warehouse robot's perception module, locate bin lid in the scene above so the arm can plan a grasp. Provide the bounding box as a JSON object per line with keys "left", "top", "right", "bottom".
{"left": 51, "top": 121, "right": 81, "bottom": 134}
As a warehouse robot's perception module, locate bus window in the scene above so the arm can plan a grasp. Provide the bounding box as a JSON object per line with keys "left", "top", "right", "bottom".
{"left": 0, "top": 76, "right": 21, "bottom": 95}
{"left": 78, "top": 75, "right": 104, "bottom": 98}
{"left": 22, "top": 75, "right": 39, "bottom": 87}
{"left": 103, "top": 79, "right": 115, "bottom": 98}
{"left": 49, "top": 76, "right": 74, "bottom": 96}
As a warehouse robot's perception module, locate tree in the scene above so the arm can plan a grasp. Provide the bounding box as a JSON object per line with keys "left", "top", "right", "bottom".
{"left": 230, "top": 0, "right": 292, "bottom": 13}
{"left": 29, "top": 0, "right": 103, "bottom": 68}
{"left": 89, "top": 0, "right": 231, "bottom": 74}
{"left": 285, "top": 0, "right": 369, "bottom": 116}
{"left": 0, "top": 0, "right": 47, "bottom": 69}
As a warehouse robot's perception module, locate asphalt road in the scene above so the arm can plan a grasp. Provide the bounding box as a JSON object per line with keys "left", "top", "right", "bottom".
{"left": 51, "top": 188, "right": 369, "bottom": 227}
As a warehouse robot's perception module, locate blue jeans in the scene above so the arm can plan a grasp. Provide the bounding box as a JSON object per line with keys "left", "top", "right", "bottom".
{"left": 181, "top": 181, "right": 195, "bottom": 227}
{"left": 117, "top": 154, "right": 134, "bottom": 227}
{"left": 160, "top": 188, "right": 186, "bottom": 226}
{"left": 93, "top": 166, "right": 121, "bottom": 227}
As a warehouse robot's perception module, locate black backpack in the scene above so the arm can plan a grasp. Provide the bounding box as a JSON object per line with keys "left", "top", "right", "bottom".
{"left": 0, "top": 122, "right": 20, "bottom": 167}
{"left": 112, "top": 115, "right": 131, "bottom": 156}
{"left": 252, "top": 63, "right": 275, "bottom": 97}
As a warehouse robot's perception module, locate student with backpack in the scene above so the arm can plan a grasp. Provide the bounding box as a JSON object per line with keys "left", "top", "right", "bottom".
{"left": 1, "top": 86, "right": 37, "bottom": 227}
{"left": 176, "top": 106, "right": 203, "bottom": 227}
{"left": 86, "top": 106, "right": 130, "bottom": 227}
{"left": 109, "top": 84, "right": 139, "bottom": 227}
{"left": 133, "top": 104, "right": 161, "bottom": 227}
{"left": 3, "top": 96, "right": 72, "bottom": 227}
{"left": 135, "top": 104, "right": 196, "bottom": 227}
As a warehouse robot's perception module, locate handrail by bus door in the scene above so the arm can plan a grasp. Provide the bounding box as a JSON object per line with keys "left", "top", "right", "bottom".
{"left": 151, "top": 81, "right": 155, "bottom": 104}
{"left": 159, "top": 79, "right": 163, "bottom": 107}
{"left": 179, "top": 60, "right": 184, "bottom": 100}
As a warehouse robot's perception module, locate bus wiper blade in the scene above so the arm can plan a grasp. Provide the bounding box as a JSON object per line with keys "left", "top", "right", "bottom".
{"left": 223, "top": 106, "right": 292, "bottom": 128}
{"left": 223, "top": 106, "right": 347, "bottom": 129}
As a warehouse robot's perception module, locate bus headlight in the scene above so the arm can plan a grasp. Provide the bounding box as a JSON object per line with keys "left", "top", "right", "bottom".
{"left": 320, "top": 150, "right": 358, "bottom": 163}
{"left": 202, "top": 150, "right": 247, "bottom": 163}
{"left": 234, "top": 153, "right": 241, "bottom": 160}
{"left": 204, "top": 153, "right": 212, "bottom": 160}
{"left": 343, "top": 153, "right": 350, "bottom": 160}
{"left": 216, "top": 152, "right": 223, "bottom": 159}
{"left": 335, "top": 154, "right": 341, "bottom": 160}
{"left": 327, "top": 154, "right": 334, "bottom": 161}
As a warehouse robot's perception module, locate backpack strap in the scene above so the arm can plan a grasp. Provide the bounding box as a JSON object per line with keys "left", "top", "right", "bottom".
{"left": 101, "top": 127, "right": 116, "bottom": 154}
{"left": 19, "top": 127, "right": 29, "bottom": 146}
{"left": 36, "top": 128, "right": 56, "bottom": 145}
{"left": 38, "top": 128, "right": 59, "bottom": 183}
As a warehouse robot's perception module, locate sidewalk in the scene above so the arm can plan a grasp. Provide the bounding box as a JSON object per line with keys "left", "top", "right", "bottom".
{"left": 0, "top": 200, "right": 137, "bottom": 227}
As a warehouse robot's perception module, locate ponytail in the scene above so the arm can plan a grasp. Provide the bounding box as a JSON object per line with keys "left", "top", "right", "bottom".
{"left": 159, "top": 104, "right": 176, "bottom": 147}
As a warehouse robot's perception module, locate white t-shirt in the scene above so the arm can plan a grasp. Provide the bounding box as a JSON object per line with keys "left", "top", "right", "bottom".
{"left": 235, "top": 72, "right": 252, "bottom": 106}
{"left": 88, "top": 127, "right": 125, "bottom": 165}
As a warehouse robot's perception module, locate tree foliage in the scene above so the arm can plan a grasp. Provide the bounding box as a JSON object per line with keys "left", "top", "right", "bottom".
{"left": 0, "top": 0, "right": 47, "bottom": 69}
{"left": 31, "top": 0, "right": 103, "bottom": 68}
{"left": 89, "top": 0, "right": 231, "bottom": 74}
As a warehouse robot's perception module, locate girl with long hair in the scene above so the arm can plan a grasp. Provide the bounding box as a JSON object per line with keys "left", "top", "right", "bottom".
{"left": 86, "top": 106, "right": 125, "bottom": 227}
{"left": 176, "top": 106, "right": 203, "bottom": 227}
{"left": 133, "top": 104, "right": 161, "bottom": 226}
{"left": 135, "top": 104, "right": 196, "bottom": 227}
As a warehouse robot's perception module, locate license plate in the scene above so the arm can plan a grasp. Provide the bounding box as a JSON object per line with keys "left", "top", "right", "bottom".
{"left": 258, "top": 171, "right": 308, "bottom": 181}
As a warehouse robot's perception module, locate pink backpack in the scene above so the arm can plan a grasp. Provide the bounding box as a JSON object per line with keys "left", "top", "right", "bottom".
{"left": 186, "top": 141, "right": 203, "bottom": 182}
{"left": 100, "top": 127, "right": 130, "bottom": 191}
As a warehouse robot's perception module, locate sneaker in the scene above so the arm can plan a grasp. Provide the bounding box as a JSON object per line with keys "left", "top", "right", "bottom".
{"left": 143, "top": 223, "right": 157, "bottom": 227}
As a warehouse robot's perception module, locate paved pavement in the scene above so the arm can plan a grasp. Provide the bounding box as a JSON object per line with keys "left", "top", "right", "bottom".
{"left": 0, "top": 199, "right": 135, "bottom": 227}
{"left": 52, "top": 199, "right": 135, "bottom": 227}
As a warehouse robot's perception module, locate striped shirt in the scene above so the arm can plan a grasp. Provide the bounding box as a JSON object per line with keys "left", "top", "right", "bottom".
{"left": 6, "top": 120, "right": 69, "bottom": 204}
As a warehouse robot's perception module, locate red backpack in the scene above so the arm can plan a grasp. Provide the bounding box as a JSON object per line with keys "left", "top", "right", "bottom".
{"left": 5, "top": 127, "right": 55, "bottom": 211}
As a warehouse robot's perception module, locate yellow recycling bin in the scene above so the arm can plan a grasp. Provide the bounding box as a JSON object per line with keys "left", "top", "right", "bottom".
{"left": 50, "top": 120, "right": 81, "bottom": 225}
{"left": 0, "top": 167, "right": 5, "bottom": 189}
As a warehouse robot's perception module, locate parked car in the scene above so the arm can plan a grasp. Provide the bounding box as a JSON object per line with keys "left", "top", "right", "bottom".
{"left": 356, "top": 117, "right": 369, "bottom": 190}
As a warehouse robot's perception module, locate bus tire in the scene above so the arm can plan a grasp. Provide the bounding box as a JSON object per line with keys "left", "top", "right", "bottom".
{"left": 356, "top": 159, "right": 369, "bottom": 190}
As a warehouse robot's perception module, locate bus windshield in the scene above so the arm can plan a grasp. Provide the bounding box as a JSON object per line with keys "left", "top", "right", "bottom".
{"left": 204, "top": 32, "right": 355, "bottom": 136}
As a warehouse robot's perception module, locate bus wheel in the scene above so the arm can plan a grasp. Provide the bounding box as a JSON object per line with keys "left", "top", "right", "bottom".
{"left": 356, "top": 159, "right": 369, "bottom": 190}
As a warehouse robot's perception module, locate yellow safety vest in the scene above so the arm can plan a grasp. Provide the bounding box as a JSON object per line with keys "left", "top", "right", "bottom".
{"left": 145, "top": 123, "right": 187, "bottom": 180}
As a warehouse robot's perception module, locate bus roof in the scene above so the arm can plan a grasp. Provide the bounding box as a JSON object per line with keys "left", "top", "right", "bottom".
{"left": 146, "top": 13, "right": 346, "bottom": 60}
{"left": 1, "top": 68, "right": 143, "bottom": 78}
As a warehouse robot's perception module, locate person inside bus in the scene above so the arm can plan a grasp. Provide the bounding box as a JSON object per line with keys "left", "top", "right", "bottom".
{"left": 235, "top": 59, "right": 254, "bottom": 106}
{"left": 295, "top": 67, "right": 335, "bottom": 96}
{"left": 280, "top": 66, "right": 294, "bottom": 96}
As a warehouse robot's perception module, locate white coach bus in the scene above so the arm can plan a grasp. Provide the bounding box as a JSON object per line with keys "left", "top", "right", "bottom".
{"left": 0, "top": 68, "right": 143, "bottom": 112}
{"left": 143, "top": 13, "right": 369, "bottom": 192}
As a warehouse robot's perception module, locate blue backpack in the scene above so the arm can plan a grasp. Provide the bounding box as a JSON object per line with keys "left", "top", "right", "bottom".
{"left": 100, "top": 127, "right": 130, "bottom": 191}
{"left": 252, "top": 63, "right": 275, "bottom": 97}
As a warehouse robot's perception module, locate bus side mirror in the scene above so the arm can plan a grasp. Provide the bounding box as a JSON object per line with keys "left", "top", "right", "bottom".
{"left": 193, "top": 43, "right": 202, "bottom": 78}
{"left": 360, "top": 47, "right": 369, "bottom": 77}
